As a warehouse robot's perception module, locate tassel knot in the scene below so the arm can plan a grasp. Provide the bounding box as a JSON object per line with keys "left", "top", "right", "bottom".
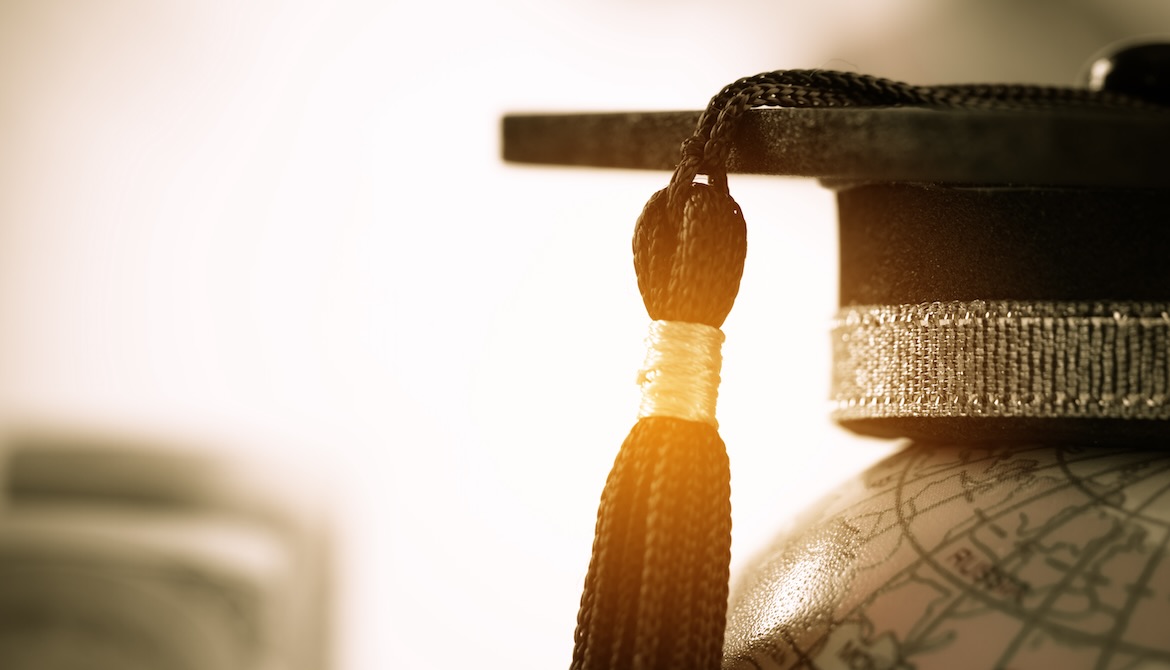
{"left": 633, "top": 182, "right": 747, "bottom": 327}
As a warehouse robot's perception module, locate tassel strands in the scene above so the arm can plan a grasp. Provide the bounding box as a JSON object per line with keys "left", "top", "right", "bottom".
{"left": 572, "top": 176, "right": 746, "bottom": 670}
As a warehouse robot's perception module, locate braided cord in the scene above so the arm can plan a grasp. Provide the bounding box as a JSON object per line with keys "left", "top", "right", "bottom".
{"left": 670, "top": 70, "right": 1160, "bottom": 195}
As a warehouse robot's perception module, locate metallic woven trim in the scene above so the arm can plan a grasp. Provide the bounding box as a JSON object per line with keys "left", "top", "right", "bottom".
{"left": 831, "top": 301, "right": 1170, "bottom": 421}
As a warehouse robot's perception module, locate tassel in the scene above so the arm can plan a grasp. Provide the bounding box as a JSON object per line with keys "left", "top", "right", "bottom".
{"left": 572, "top": 181, "right": 747, "bottom": 670}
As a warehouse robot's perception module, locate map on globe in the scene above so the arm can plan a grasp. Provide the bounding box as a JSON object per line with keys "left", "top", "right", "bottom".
{"left": 723, "top": 442, "right": 1170, "bottom": 670}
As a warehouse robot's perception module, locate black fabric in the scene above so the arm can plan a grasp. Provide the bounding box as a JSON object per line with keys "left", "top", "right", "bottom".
{"left": 837, "top": 183, "right": 1170, "bottom": 305}
{"left": 840, "top": 417, "right": 1170, "bottom": 445}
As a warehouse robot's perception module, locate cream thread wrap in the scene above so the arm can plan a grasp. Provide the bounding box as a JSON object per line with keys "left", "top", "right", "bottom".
{"left": 637, "top": 320, "right": 725, "bottom": 427}
{"left": 832, "top": 300, "right": 1170, "bottom": 421}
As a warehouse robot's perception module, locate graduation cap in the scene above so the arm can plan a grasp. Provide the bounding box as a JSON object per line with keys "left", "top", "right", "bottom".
{"left": 502, "top": 44, "right": 1170, "bottom": 670}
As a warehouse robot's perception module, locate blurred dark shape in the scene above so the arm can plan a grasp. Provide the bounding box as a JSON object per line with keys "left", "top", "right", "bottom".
{"left": 0, "top": 431, "right": 331, "bottom": 670}
{"left": 1086, "top": 41, "right": 1170, "bottom": 104}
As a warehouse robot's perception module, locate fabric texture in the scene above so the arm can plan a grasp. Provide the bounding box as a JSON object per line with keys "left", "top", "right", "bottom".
{"left": 833, "top": 301, "right": 1170, "bottom": 420}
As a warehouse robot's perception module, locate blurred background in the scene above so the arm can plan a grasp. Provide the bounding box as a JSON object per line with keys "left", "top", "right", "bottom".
{"left": 1, "top": 1, "right": 1168, "bottom": 668}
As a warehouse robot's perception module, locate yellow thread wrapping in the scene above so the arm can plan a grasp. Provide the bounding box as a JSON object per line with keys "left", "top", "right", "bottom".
{"left": 637, "top": 320, "right": 725, "bottom": 427}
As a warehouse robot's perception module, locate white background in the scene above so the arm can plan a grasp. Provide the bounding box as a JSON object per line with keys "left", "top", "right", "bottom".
{"left": 2, "top": 1, "right": 1168, "bottom": 668}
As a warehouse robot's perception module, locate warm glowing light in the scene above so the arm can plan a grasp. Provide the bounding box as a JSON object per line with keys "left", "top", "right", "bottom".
{"left": 0, "top": 1, "right": 943, "bottom": 668}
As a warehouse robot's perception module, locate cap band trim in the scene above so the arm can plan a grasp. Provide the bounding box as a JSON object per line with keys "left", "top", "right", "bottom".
{"left": 831, "top": 301, "right": 1170, "bottom": 421}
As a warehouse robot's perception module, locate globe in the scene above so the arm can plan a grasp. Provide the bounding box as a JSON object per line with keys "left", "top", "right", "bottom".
{"left": 724, "top": 441, "right": 1170, "bottom": 669}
